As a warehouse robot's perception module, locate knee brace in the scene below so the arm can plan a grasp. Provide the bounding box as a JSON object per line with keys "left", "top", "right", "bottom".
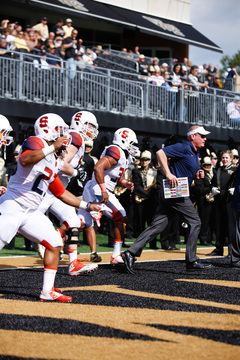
{"left": 65, "top": 227, "right": 80, "bottom": 245}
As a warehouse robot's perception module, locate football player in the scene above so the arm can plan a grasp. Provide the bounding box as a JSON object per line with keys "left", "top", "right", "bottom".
{"left": 37, "top": 111, "right": 101, "bottom": 273}
{"left": 0, "top": 114, "right": 13, "bottom": 195}
{"left": 78, "top": 127, "right": 139, "bottom": 264}
{"left": 0, "top": 113, "right": 100, "bottom": 302}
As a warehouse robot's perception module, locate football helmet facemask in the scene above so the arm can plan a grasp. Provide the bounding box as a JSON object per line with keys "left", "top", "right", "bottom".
{"left": 113, "top": 128, "right": 139, "bottom": 157}
{"left": 70, "top": 111, "right": 99, "bottom": 141}
{"left": 34, "top": 113, "right": 69, "bottom": 142}
{"left": 0, "top": 114, "right": 13, "bottom": 148}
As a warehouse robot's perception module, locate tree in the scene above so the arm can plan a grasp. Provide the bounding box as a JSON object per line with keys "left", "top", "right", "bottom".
{"left": 220, "top": 51, "right": 240, "bottom": 73}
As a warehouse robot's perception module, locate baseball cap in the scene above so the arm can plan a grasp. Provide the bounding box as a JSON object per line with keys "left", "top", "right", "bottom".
{"left": 162, "top": 62, "right": 168, "bottom": 67}
{"left": 139, "top": 54, "right": 145, "bottom": 59}
{"left": 141, "top": 150, "right": 151, "bottom": 160}
{"left": 234, "top": 95, "right": 240, "bottom": 101}
{"left": 187, "top": 126, "right": 211, "bottom": 136}
{"left": 66, "top": 18, "right": 72, "bottom": 23}
{"left": 42, "top": 17, "right": 47, "bottom": 21}
{"left": 153, "top": 57, "right": 158, "bottom": 61}
{"left": 202, "top": 156, "right": 212, "bottom": 166}
{"left": 85, "top": 139, "right": 93, "bottom": 148}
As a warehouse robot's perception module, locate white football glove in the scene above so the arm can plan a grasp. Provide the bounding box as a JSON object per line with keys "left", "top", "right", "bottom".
{"left": 90, "top": 204, "right": 112, "bottom": 227}
{"left": 211, "top": 187, "right": 220, "bottom": 195}
{"left": 228, "top": 187, "right": 235, "bottom": 195}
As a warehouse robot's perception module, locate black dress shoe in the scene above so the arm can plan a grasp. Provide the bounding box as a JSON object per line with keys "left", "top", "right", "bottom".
{"left": 186, "top": 260, "right": 213, "bottom": 271}
{"left": 122, "top": 250, "right": 135, "bottom": 274}
{"left": 231, "top": 260, "right": 240, "bottom": 268}
{"left": 206, "top": 249, "right": 223, "bottom": 256}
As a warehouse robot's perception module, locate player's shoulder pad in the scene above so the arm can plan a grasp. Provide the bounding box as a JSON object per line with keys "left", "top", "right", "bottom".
{"left": 22, "top": 136, "right": 45, "bottom": 152}
{"left": 69, "top": 130, "right": 83, "bottom": 148}
{"left": 106, "top": 145, "right": 121, "bottom": 161}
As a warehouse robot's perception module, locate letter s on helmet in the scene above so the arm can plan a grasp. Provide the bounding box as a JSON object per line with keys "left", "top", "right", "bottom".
{"left": 112, "top": 128, "right": 139, "bottom": 157}
{"left": 34, "top": 113, "right": 69, "bottom": 141}
{"left": 70, "top": 111, "right": 99, "bottom": 141}
{"left": 0, "top": 114, "right": 13, "bottom": 147}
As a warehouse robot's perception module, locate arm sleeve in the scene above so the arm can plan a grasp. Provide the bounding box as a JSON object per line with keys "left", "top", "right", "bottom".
{"left": 48, "top": 176, "right": 65, "bottom": 197}
{"left": 163, "top": 143, "right": 185, "bottom": 159}
{"left": 106, "top": 145, "right": 121, "bottom": 161}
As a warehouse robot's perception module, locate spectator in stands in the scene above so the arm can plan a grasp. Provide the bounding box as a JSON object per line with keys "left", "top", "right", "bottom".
{"left": 121, "top": 47, "right": 129, "bottom": 58}
{"left": 205, "top": 73, "right": 214, "bottom": 88}
{"left": 75, "top": 53, "right": 86, "bottom": 70}
{"left": 188, "top": 65, "right": 209, "bottom": 91}
{"left": 46, "top": 46, "right": 61, "bottom": 67}
{"left": 149, "top": 57, "right": 159, "bottom": 75}
{"left": 213, "top": 74, "right": 223, "bottom": 89}
{"left": 137, "top": 54, "right": 149, "bottom": 76}
{"left": 82, "top": 48, "right": 97, "bottom": 71}
{"left": 224, "top": 65, "right": 238, "bottom": 90}
{"left": 134, "top": 46, "right": 140, "bottom": 57}
{"left": 227, "top": 95, "right": 240, "bottom": 125}
{"left": 25, "top": 24, "right": 32, "bottom": 33}
{"left": 198, "top": 63, "right": 208, "bottom": 81}
{"left": 210, "top": 152, "right": 219, "bottom": 168}
{"left": 13, "top": 31, "right": 30, "bottom": 53}
{"left": 168, "top": 63, "right": 182, "bottom": 120}
{"left": 77, "top": 38, "right": 85, "bottom": 55}
{"left": 0, "top": 36, "right": 10, "bottom": 57}
{"left": 43, "top": 38, "right": 54, "bottom": 52}
{"left": 54, "top": 36, "right": 64, "bottom": 58}
{"left": 33, "top": 49, "right": 49, "bottom": 70}
{"left": 148, "top": 66, "right": 165, "bottom": 86}
{"left": 232, "top": 149, "right": 239, "bottom": 167}
{"left": 52, "top": 19, "right": 64, "bottom": 37}
{"left": 226, "top": 65, "right": 238, "bottom": 80}
{"left": 161, "top": 62, "right": 169, "bottom": 80}
{"left": 62, "top": 18, "right": 74, "bottom": 39}
{"left": 25, "top": 31, "right": 38, "bottom": 52}
{"left": 181, "top": 65, "right": 188, "bottom": 79}
{"left": 32, "top": 17, "right": 49, "bottom": 42}
{"left": 62, "top": 29, "right": 78, "bottom": 79}
{"left": 5, "top": 28, "right": 17, "bottom": 50}
{"left": 15, "top": 23, "right": 22, "bottom": 33}
{"left": 207, "top": 64, "right": 213, "bottom": 75}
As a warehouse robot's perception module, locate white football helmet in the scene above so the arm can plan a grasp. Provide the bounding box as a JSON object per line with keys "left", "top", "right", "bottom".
{"left": 34, "top": 113, "right": 69, "bottom": 142}
{"left": 113, "top": 128, "right": 139, "bottom": 157}
{"left": 0, "top": 114, "right": 13, "bottom": 148}
{"left": 70, "top": 111, "right": 99, "bottom": 141}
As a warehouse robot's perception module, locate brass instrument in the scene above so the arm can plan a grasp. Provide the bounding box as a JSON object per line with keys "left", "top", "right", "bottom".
{"left": 114, "top": 185, "right": 127, "bottom": 197}
{"left": 134, "top": 181, "right": 156, "bottom": 204}
{"left": 205, "top": 192, "right": 215, "bottom": 202}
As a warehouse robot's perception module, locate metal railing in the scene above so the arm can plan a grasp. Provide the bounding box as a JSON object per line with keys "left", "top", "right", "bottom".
{"left": 0, "top": 52, "right": 239, "bottom": 129}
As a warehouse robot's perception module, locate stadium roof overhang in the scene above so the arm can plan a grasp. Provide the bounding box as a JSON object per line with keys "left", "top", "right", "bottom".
{"left": 29, "top": 0, "right": 223, "bottom": 53}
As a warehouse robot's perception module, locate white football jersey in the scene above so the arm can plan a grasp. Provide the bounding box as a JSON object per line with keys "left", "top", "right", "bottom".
{"left": 7, "top": 136, "right": 61, "bottom": 209}
{"left": 91, "top": 144, "right": 132, "bottom": 194}
{"left": 59, "top": 130, "right": 85, "bottom": 188}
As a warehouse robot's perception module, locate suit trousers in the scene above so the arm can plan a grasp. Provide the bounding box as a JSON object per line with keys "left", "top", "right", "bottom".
{"left": 231, "top": 210, "right": 240, "bottom": 262}
{"left": 128, "top": 191, "right": 201, "bottom": 263}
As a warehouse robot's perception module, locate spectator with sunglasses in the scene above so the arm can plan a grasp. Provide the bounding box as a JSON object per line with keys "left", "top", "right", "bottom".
{"left": 232, "top": 149, "right": 239, "bottom": 166}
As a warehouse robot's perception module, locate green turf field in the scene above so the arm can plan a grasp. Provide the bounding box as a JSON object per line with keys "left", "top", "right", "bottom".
{"left": 0, "top": 232, "right": 211, "bottom": 257}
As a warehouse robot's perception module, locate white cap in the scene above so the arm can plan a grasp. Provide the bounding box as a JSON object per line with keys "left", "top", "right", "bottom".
{"left": 66, "top": 18, "right": 72, "bottom": 23}
{"left": 141, "top": 150, "right": 151, "bottom": 160}
{"left": 187, "top": 126, "right": 211, "bottom": 137}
